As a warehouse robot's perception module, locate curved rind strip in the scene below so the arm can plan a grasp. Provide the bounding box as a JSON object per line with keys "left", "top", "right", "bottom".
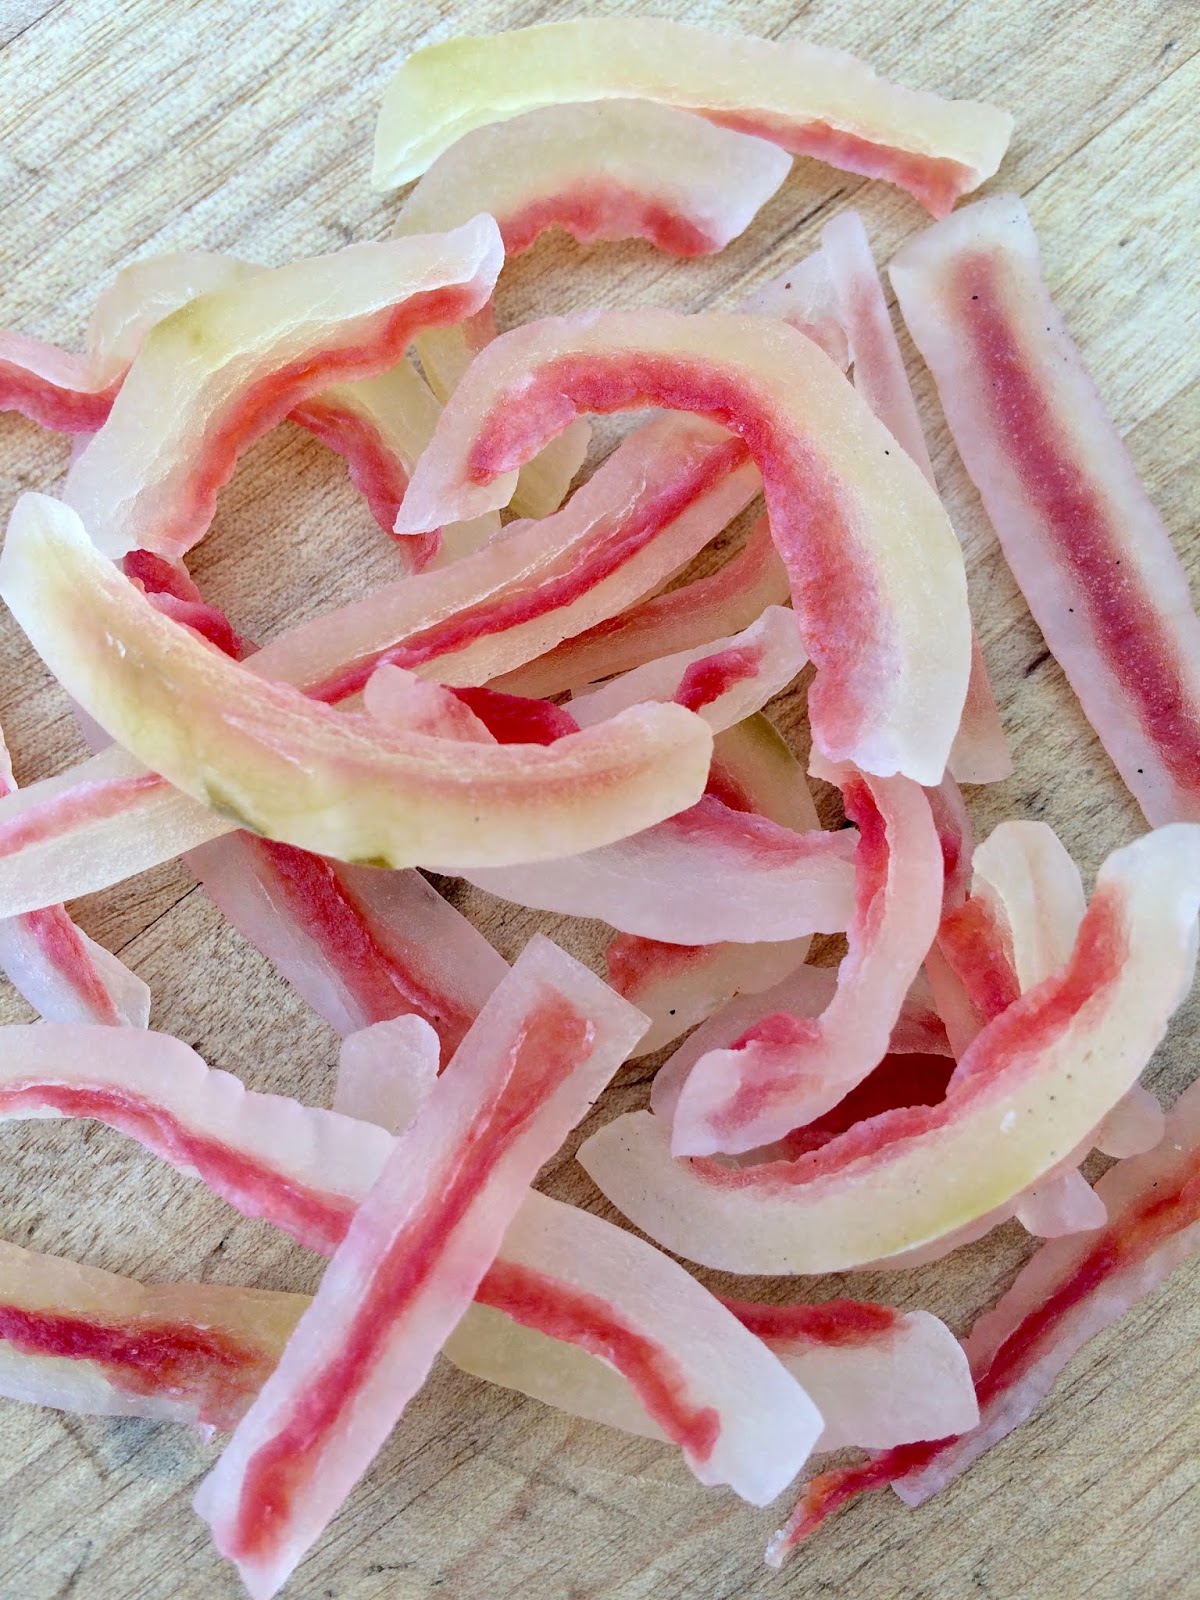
{"left": 669, "top": 768, "right": 942, "bottom": 1154}
{"left": 374, "top": 20, "right": 1012, "bottom": 215}
{"left": 580, "top": 827, "right": 1200, "bottom": 1273}
{"left": 63, "top": 218, "right": 505, "bottom": 561}
{"left": 819, "top": 210, "right": 1009, "bottom": 783}
{"left": 0, "top": 422, "right": 753, "bottom": 915}
{"left": 394, "top": 308, "right": 971, "bottom": 783}
{"left": 395, "top": 101, "right": 791, "bottom": 256}
{"left": 0, "top": 496, "right": 713, "bottom": 872}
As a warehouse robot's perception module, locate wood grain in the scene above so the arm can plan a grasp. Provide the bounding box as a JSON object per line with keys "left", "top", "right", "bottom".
{"left": 1, "top": 2, "right": 1198, "bottom": 1597}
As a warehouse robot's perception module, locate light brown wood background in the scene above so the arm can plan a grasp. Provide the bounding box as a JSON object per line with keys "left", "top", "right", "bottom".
{"left": 1, "top": 2, "right": 1198, "bottom": 1596}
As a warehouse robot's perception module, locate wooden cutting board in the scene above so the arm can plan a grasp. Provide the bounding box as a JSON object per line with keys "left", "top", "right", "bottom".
{"left": 0, "top": 2, "right": 1197, "bottom": 1596}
